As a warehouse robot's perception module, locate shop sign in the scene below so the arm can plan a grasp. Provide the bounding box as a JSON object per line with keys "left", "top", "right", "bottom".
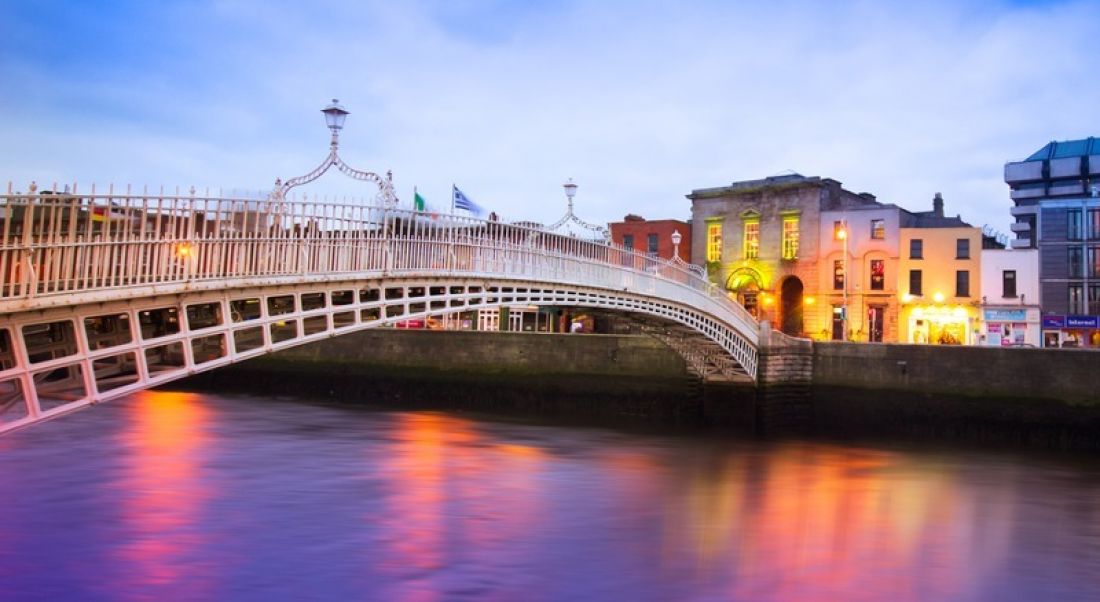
{"left": 984, "top": 309, "right": 1027, "bottom": 321}
{"left": 1065, "top": 315, "right": 1099, "bottom": 328}
{"left": 1042, "top": 315, "right": 1065, "bottom": 328}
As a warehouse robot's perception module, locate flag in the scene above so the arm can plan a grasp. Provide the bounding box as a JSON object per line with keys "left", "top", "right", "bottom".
{"left": 413, "top": 189, "right": 427, "bottom": 212}
{"left": 452, "top": 185, "right": 484, "bottom": 216}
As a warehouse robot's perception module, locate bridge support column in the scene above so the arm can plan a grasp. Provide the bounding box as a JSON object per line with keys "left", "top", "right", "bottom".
{"left": 755, "top": 321, "right": 814, "bottom": 433}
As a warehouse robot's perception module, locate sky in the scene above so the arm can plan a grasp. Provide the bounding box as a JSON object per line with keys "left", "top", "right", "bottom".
{"left": 1, "top": 0, "right": 1097, "bottom": 234}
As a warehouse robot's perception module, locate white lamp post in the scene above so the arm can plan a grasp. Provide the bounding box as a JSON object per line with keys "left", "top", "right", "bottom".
{"left": 321, "top": 99, "right": 349, "bottom": 149}
{"left": 671, "top": 230, "right": 682, "bottom": 260}
{"left": 837, "top": 221, "right": 849, "bottom": 340}
{"left": 548, "top": 177, "right": 609, "bottom": 241}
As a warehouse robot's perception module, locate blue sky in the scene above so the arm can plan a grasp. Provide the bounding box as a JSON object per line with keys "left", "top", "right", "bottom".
{"left": 1, "top": 0, "right": 1097, "bottom": 233}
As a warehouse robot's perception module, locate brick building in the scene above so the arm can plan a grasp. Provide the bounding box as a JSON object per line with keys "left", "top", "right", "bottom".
{"left": 608, "top": 215, "right": 691, "bottom": 262}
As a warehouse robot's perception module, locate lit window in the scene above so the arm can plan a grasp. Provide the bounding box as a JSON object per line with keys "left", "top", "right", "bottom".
{"left": 743, "top": 221, "right": 759, "bottom": 259}
{"left": 870, "top": 219, "right": 885, "bottom": 240}
{"left": 870, "top": 259, "right": 884, "bottom": 290}
{"left": 1069, "top": 284, "right": 1085, "bottom": 314}
{"left": 833, "top": 260, "right": 845, "bottom": 290}
{"left": 781, "top": 217, "right": 799, "bottom": 260}
{"left": 706, "top": 222, "right": 722, "bottom": 262}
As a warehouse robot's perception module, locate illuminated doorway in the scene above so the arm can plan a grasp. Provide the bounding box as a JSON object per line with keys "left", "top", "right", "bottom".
{"left": 725, "top": 268, "right": 765, "bottom": 319}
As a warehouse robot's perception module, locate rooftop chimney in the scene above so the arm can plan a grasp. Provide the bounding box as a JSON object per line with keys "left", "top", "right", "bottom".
{"left": 933, "top": 192, "right": 944, "bottom": 218}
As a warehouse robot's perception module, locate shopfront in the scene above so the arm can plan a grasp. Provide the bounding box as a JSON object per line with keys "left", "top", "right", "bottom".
{"left": 904, "top": 305, "right": 978, "bottom": 345}
{"left": 1041, "top": 315, "right": 1100, "bottom": 348}
{"left": 980, "top": 308, "right": 1041, "bottom": 347}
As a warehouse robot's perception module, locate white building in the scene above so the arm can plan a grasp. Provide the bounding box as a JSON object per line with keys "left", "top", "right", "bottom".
{"left": 979, "top": 248, "right": 1041, "bottom": 346}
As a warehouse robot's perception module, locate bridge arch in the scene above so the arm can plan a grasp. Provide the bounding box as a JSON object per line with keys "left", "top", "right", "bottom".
{"left": 0, "top": 188, "right": 762, "bottom": 433}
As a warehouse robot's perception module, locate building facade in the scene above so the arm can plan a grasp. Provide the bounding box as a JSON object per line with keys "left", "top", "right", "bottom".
{"left": 979, "top": 248, "right": 1041, "bottom": 346}
{"left": 1004, "top": 137, "right": 1100, "bottom": 347}
{"left": 897, "top": 196, "right": 982, "bottom": 345}
{"left": 687, "top": 174, "right": 882, "bottom": 338}
{"left": 819, "top": 204, "right": 905, "bottom": 342}
{"left": 608, "top": 215, "right": 691, "bottom": 262}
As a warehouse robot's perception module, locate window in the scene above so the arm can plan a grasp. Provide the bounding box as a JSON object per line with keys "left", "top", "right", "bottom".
{"left": 869, "top": 259, "right": 885, "bottom": 290}
{"left": 1002, "top": 270, "right": 1017, "bottom": 298}
{"left": 909, "top": 270, "right": 922, "bottom": 296}
{"left": 833, "top": 260, "right": 845, "bottom": 290}
{"left": 743, "top": 221, "right": 759, "bottom": 259}
{"left": 1089, "top": 246, "right": 1100, "bottom": 278}
{"left": 910, "top": 239, "right": 923, "bottom": 259}
{"left": 956, "top": 270, "right": 970, "bottom": 297}
{"left": 870, "top": 219, "right": 885, "bottom": 240}
{"left": 956, "top": 238, "right": 970, "bottom": 259}
{"left": 622, "top": 234, "right": 634, "bottom": 250}
{"left": 647, "top": 233, "right": 658, "bottom": 255}
{"left": 1069, "top": 209, "right": 1083, "bottom": 241}
{"left": 706, "top": 222, "right": 722, "bottom": 262}
{"left": 781, "top": 217, "right": 799, "bottom": 260}
{"left": 1090, "top": 284, "right": 1100, "bottom": 315}
{"left": 1069, "top": 284, "right": 1085, "bottom": 314}
{"left": 1069, "top": 247, "right": 1083, "bottom": 278}
{"left": 1089, "top": 209, "right": 1100, "bottom": 240}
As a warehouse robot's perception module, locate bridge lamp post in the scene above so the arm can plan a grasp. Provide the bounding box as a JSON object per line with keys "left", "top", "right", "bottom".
{"left": 836, "top": 221, "right": 849, "bottom": 340}
{"left": 321, "top": 99, "right": 349, "bottom": 150}
{"left": 671, "top": 230, "right": 682, "bottom": 260}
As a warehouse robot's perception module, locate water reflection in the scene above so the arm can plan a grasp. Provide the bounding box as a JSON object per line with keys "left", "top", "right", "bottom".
{"left": 0, "top": 392, "right": 1097, "bottom": 601}
{"left": 114, "top": 391, "right": 213, "bottom": 598}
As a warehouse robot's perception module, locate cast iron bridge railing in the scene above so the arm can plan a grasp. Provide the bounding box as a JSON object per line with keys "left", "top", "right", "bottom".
{"left": 0, "top": 185, "right": 760, "bottom": 433}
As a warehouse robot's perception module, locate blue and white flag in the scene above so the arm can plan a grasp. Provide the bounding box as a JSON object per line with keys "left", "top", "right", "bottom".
{"left": 452, "top": 185, "right": 484, "bottom": 216}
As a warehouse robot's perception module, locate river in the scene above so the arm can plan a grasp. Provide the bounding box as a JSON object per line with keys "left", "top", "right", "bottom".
{"left": 1, "top": 390, "right": 1098, "bottom": 601}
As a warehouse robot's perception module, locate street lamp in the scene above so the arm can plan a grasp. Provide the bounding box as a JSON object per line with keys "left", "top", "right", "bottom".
{"left": 271, "top": 99, "right": 398, "bottom": 208}
{"left": 547, "top": 177, "right": 609, "bottom": 241}
{"left": 671, "top": 230, "right": 682, "bottom": 260}
{"left": 321, "top": 98, "right": 349, "bottom": 149}
{"left": 836, "top": 221, "right": 849, "bottom": 340}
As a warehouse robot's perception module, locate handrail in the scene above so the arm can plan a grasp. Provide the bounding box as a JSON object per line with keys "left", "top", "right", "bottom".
{"left": 0, "top": 188, "right": 758, "bottom": 341}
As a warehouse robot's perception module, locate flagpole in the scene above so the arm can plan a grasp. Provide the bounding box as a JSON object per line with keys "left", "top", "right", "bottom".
{"left": 451, "top": 184, "right": 456, "bottom": 214}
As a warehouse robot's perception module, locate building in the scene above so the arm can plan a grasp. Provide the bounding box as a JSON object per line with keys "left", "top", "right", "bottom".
{"left": 1004, "top": 137, "right": 1100, "bottom": 347}
{"left": 608, "top": 215, "right": 691, "bottom": 262}
{"left": 979, "top": 247, "right": 1041, "bottom": 346}
{"left": 897, "top": 194, "right": 982, "bottom": 345}
{"left": 687, "top": 174, "right": 883, "bottom": 337}
{"left": 819, "top": 202, "right": 905, "bottom": 342}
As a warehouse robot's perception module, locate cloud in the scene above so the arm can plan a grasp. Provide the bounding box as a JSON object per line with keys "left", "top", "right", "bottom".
{"left": 0, "top": 0, "right": 1096, "bottom": 232}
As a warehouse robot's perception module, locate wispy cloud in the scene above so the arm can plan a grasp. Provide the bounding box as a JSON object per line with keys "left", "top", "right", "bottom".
{"left": 1, "top": 0, "right": 1096, "bottom": 231}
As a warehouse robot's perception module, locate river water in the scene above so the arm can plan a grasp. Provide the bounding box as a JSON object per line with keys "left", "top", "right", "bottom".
{"left": 2, "top": 390, "right": 1099, "bottom": 601}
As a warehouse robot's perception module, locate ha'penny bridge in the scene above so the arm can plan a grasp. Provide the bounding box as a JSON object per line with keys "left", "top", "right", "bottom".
{"left": 0, "top": 101, "right": 768, "bottom": 434}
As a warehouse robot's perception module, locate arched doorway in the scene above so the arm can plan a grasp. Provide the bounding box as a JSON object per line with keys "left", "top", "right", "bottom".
{"left": 725, "top": 268, "right": 764, "bottom": 318}
{"left": 780, "top": 277, "right": 804, "bottom": 336}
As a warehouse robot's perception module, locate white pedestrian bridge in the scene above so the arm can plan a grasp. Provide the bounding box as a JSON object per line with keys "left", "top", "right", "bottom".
{"left": 0, "top": 184, "right": 760, "bottom": 433}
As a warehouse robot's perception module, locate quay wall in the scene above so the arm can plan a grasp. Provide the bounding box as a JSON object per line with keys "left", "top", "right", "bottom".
{"left": 185, "top": 330, "right": 1100, "bottom": 446}
{"left": 812, "top": 342, "right": 1100, "bottom": 447}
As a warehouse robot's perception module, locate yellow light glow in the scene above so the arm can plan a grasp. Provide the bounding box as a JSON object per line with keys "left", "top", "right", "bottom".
{"left": 952, "top": 306, "right": 968, "bottom": 318}
{"left": 803, "top": 296, "right": 816, "bottom": 306}
{"left": 175, "top": 243, "right": 193, "bottom": 258}
{"left": 933, "top": 292, "right": 945, "bottom": 303}
{"left": 836, "top": 228, "right": 847, "bottom": 240}
{"left": 762, "top": 294, "right": 775, "bottom": 306}
{"left": 902, "top": 293, "right": 913, "bottom": 304}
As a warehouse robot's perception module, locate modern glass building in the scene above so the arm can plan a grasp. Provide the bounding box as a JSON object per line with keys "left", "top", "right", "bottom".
{"left": 1004, "top": 137, "right": 1100, "bottom": 347}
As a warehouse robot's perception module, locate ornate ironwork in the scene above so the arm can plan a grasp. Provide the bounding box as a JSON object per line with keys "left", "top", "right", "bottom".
{"left": 547, "top": 178, "right": 609, "bottom": 241}
{"left": 270, "top": 99, "right": 399, "bottom": 208}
